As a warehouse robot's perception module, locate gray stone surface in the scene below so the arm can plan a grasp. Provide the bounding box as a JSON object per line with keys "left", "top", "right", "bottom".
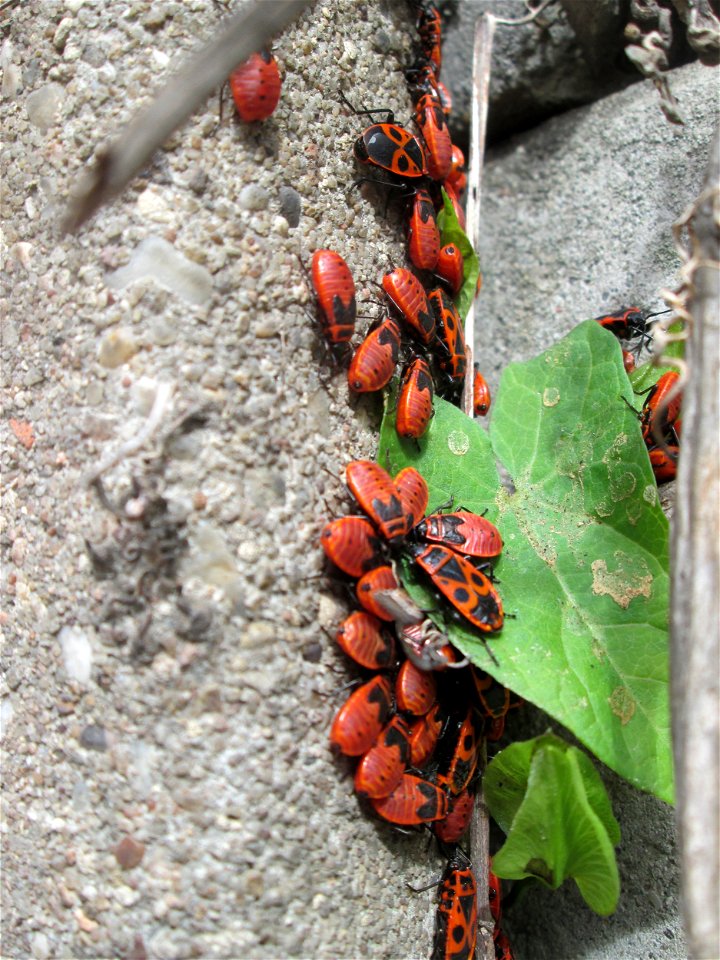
{"left": 1, "top": 1, "right": 713, "bottom": 958}
{"left": 0, "top": 3, "right": 441, "bottom": 958}
{"left": 441, "top": 0, "right": 637, "bottom": 145}
{"left": 475, "top": 60, "right": 719, "bottom": 960}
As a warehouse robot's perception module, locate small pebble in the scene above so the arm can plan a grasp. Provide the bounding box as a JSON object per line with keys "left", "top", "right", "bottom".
{"left": 26, "top": 83, "right": 64, "bottom": 131}
{"left": 30, "top": 932, "right": 50, "bottom": 960}
{"left": 98, "top": 327, "right": 138, "bottom": 368}
{"left": 106, "top": 236, "right": 213, "bottom": 306}
{"left": 115, "top": 835, "right": 146, "bottom": 870}
{"left": 239, "top": 184, "right": 269, "bottom": 212}
{"left": 58, "top": 624, "right": 93, "bottom": 683}
{"left": 53, "top": 17, "right": 73, "bottom": 51}
{"left": 278, "top": 186, "right": 302, "bottom": 227}
{"left": 79, "top": 724, "right": 108, "bottom": 751}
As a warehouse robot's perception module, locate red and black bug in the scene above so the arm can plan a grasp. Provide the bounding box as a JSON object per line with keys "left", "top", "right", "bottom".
{"left": 229, "top": 50, "right": 282, "bottom": 122}
{"left": 407, "top": 188, "right": 441, "bottom": 271}
{"left": 347, "top": 318, "right": 402, "bottom": 394}
{"left": 435, "top": 243, "right": 464, "bottom": 296}
{"left": 639, "top": 371, "right": 682, "bottom": 444}
{"left": 320, "top": 516, "right": 382, "bottom": 577}
{"left": 649, "top": 445, "right": 679, "bottom": 483}
{"left": 346, "top": 460, "right": 409, "bottom": 542}
{"left": 394, "top": 466, "right": 429, "bottom": 529}
{"left": 432, "top": 852, "right": 477, "bottom": 960}
{"left": 354, "top": 715, "right": 411, "bottom": 799}
{"left": 442, "top": 182, "right": 466, "bottom": 231}
{"left": 329, "top": 674, "right": 393, "bottom": 757}
{"left": 594, "top": 306, "right": 647, "bottom": 342}
{"left": 416, "top": 511, "right": 503, "bottom": 559}
{"left": 336, "top": 611, "right": 395, "bottom": 670}
{"left": 488, "top": 868, "right": 502, "bottom": 926}
{"left": 370, "top": 772, "right": 448, "bottom": 825}
{"left": 434, "top": 787, "right": 474, "bottom": 844}
{"left": 622, "top": 350, "right": 636, "bottom": 374}
{"left": 417, "top": 4, "right": 443, "bottom": 75}
{"left": 382, "top": 268, "right": 436, "bottom": 344}
{"left": 407, "top": 702, "right": 443, "bottom": 766}
{"left": 494, "top": 929, "right": 514, "bottom": 960}
{"left": 437, "top": 80, "right": 452, "bottom": 119}
{"left": 473, "top": 369, "right": 491, "bottom": 417}
{"left": 414, "top": 92, "right": 452, "bottom": 182}
{"left": 397, "top": 358, "right": 435, "bottom": 440}
{"left": 445, "top": 144, "right": 466, "bottom": 195}
{"left": 410, "top": 543, "right": 504, "bottom": 632}
{"left": 436, "top": 707, "right": 482, "bottom": 795}
{"left": 357, "top": 565, "right": 401, "bottom": 620}
{"left": 428, "top": 288, "right": 467, "bottom": 384}
{"left": 396, "top": 658, "right": 437, "bottom": 716}
{"left": 471, "top": 668, "right": 523, "bottom": 728}
{"left": 310, "top": 250, "right": 356, "bottom": 351}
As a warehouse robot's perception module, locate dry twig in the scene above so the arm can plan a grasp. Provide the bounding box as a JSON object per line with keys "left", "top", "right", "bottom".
{"left": 669, "top": 125, "right": 720, "bottom": 960}
{"left": 62, "top": 0, "right": 314, "bottom": 233}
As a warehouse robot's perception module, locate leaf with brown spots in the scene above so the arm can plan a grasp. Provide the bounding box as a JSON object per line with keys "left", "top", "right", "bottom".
{"left": 381, "top": 321, "right": 672, "bottom": 802}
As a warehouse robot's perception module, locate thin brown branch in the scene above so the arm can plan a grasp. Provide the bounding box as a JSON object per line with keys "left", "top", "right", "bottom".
{"left": 61, "top": 0, "right": 315, "bottom": 234}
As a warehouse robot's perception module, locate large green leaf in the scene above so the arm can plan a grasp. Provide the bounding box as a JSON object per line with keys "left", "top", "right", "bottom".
{"left": 380, "top": 320, "right": 673, "bottom": 802}
{"left": 485, "top": 733, "right": 621, "bottom": 916}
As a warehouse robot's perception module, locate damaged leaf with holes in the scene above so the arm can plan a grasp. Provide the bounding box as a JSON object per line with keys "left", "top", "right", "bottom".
{"left": 381, "top": 321, "right": 672, "bottom": 803}
{"left": 484, "top": 733, "right": 621, "bottom": 916}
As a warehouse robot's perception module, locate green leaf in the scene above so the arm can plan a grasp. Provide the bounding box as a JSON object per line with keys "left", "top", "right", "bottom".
{"left": 485, "top": 733, "right": 621, "bottom": 916}
{"left": 380, "top": 320, "right": 673, "bottom": 802}
{"left": 436, "top": 188, "right": 479, "bottom": 321}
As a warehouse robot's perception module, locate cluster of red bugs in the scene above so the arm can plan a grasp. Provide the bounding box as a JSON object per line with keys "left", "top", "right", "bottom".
{"left": 321, "top": 458, "right": 521, "bottom": 959}
{"left": 225, "top": 22, "right": 507, "bottom": 957}
{"left": 306, "top": 4, "right": 491, "bottom": 447}
{"left": 594, "top": 308, "right": 682, "bottom": 484}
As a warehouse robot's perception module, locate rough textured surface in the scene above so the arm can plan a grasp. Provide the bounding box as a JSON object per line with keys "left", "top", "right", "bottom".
{"left": 1, "top": 2, "right": 711, "bottom": 959}
{"left": 1, "top": 3, "right": 443, "bottom": 958}
{"left": 441, "top": 0, "right": 638, "bottom": 145}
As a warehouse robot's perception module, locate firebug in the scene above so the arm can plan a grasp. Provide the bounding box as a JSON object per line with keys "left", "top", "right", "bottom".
{"left": 229, "top": 50, "right": 281, "bottom": 122}
{"left": 329, "top": 674, "right": 393, "bottom": 757}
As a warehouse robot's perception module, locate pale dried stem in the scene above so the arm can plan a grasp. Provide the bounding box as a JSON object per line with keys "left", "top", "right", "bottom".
{"left": 466, "top": 17, "right": 498, "bottom": 960}
{"left": 61, "top": 0, "right": 314, "bottom": 233}
{"left": 669, "top": 125, "right": 720, "bottom": 960}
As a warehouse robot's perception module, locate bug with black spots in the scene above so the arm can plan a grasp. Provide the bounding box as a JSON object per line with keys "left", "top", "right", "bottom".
{"left": 473, "top": 369, "right": 491, "bottom": 416}
{"left": 432, "top": 852, "right": 477, "bottom": 960}
{"left": 345, "top": 460, "right": 410, "bottom": 542}
{"left": 347, "top": 317, "right": 402, "bottom": 394}
{"left": 639, "top": 371, "right": 682, "bottom": 446}
{"left": 330, "top": 675, "right": 393, "bottom": 757}
{"left": 428, "top": 288, "right": 467, "bottom": 387}
{"left": 417, "top": 3, "right": 443, "bottom": 75}
{"left": 383, "top": 267, "right": 436, "bottom": 345}
{"left": 435, "top": 706, "right": 482, "bottom": 795}
{"left": 335, "top": 610, "right": 395, "bottom": 670}
{"left": 357, "top": 565, "right": 401, "bottom": 620}
{"left": 434, "top": 787, "right": 474, "bottom": 843}
{"left": 229, "top": 50, "right": 281, "bottom": 122}
{"left": 394, "top": 466, "right": 429, "bottom": 529}
{"left": 435, "top": 243, "right": 464, "bottom": 296}
{"left": 407, "top": 188, "right": 441, "bottom": 271}
{"left": 409, "top": 543, "right": 504, "bottom": 633}
{"left": 414, "top": 92, "right": 452, "bottom": 182}
{"left": 310, "top": 249, "right": 356, "bottom": 356}
{"left": 341, "top": 94, "right": 427, "bottom": 181}
{"left": 416, "top": 510, "right": 503, "bottom": 558}
{"left": 320, "top": 516, "right": 382, "bottom": 577}
{"left": 354, "top": 715, "right": 411, "bottom": 799}
{"left": 370, "top": 772, "right": 448, "bottom": 825}
{"left": 396, "top": 357, "right": 434, "bottom": 440}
